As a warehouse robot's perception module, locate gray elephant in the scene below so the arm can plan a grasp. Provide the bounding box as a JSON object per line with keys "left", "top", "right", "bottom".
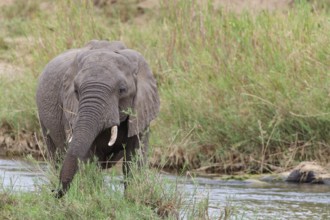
{"left": 36, "top": 40, "right": 160, "bottom": 198}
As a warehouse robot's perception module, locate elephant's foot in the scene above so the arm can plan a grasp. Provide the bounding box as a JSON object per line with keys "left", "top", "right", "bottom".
{"left": 52, "top": 188, "right": 65, "bottom": 199}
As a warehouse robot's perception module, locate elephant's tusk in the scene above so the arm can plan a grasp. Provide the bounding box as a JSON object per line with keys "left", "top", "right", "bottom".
{"left": 68, "top": 136, "right": 72, "bottom": 143}
{"left": 108, "top": 126, "right": 118, "bottom": 146}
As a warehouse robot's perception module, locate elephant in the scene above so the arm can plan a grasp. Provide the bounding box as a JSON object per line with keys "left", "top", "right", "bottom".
{"left": 36, "top": 40, "right": 160, "bottom": 198}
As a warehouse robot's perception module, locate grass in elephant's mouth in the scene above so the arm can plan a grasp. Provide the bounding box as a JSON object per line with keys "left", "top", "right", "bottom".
{"left": 0, "top": 160, "right": 232, "bottom": 219}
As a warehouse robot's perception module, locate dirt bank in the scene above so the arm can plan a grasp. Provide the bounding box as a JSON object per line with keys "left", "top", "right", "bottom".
{"left": 0, "top": 124, "right": 43, "bottom": 158}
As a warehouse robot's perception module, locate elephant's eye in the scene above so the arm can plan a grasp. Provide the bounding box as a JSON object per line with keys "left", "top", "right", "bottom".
{"left": 74, "top": 89, "right": 79, "bottom": 100}
{"left": 119, "top": 86, "right": 127, "bottom": 95}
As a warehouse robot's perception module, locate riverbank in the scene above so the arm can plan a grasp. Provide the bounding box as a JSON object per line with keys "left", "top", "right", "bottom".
{"left": 0, "top": 0, "right": 329, "bottom": 176}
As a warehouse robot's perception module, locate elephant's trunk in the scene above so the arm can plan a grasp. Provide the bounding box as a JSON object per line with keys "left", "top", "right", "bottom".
{"left": 59, "top": 112, "right": 100, "bottom": 193}
{"left": 59, "top": 83, "right": 119, "bottom": 194}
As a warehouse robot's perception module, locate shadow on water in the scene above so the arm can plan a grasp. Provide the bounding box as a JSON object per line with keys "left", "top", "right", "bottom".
{"left": 1, "top": 158, "right": 329, "bottom": 219}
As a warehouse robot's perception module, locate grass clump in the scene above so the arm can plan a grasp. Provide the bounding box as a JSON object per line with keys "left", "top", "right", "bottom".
{"left": 0, "top": 73, "right": 38, "bottom": 130}
{"left": 125, "top": 165, "right": 182, "bottom": 218}
{"left": 0, "top": 160, "right": 228, "bottom": 219}
{"left": 1, "top": 0, "right": 40, "bottom": 20}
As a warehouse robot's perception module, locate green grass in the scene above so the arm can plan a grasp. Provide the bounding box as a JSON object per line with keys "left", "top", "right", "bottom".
{"left": 0, "top": 0, "right": 329, "bottom": 172}
{"left": 152, "top": 0, "right": 330, "bottom": 171}
{"left": 0, "top": 73, "right": 38, "bottom": 130}
{"left": 0, "top": 160, "right": 231, "bottom": 219}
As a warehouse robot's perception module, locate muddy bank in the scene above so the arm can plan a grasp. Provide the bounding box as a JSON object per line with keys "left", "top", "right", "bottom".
{"left": 0, "top": 124, "right": 43, "bottom": 158}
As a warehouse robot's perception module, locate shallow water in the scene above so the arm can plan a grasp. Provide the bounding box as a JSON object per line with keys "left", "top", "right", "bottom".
{"left": 172, "top": 175, "right": 330, "bottom": 219}
{"left": 0, "top": 158, "right": 48, "bottom": 191}
{"left": 1, "top": 158, "right": 329, "bottom": 219}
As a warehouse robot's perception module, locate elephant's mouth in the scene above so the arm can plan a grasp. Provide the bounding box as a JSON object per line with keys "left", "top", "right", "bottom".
{"left": 68, "top": 125, "right": 118, "bottom": 146}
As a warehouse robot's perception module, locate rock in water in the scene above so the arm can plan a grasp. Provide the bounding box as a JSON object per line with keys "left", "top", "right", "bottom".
{"left": 286, "top": 161, "right": 330, "bottom": 184}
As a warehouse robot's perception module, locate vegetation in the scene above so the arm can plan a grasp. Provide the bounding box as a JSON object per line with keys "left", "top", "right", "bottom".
{"left": 0, "top": 0, "right": 328, "bottom": 219}
{"left": 0, "top": 160, "right": 232, "bottom": 219}
{"left": 0, "top": 0, "right": 329, "bottom": 174}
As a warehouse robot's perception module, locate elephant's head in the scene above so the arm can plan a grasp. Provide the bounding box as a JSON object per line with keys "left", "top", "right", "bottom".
{"left": 58, "top": 43, "right": 159, "bottom": 194}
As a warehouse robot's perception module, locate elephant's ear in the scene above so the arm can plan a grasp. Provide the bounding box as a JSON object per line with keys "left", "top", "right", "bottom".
{"left": 118, "top": 49, "right": 160, "bottom": 137}
{"left": 62, "top": 55, "right": 79, "bottom": 134}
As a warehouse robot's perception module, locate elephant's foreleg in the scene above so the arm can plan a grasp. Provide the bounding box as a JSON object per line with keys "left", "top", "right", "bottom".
{"left": 99, "top": 149, "right": 124, "bottom": 169}
{"left": 138, "top": 128, "right": 149, "bottom": 167}
{"left": 40, "top": 117, "right": 66, "bottom": 165}
{"left": 122, "top": 131, "right": 149, "bottom": 189}
{"left": 41, "top": 124, "right": 56, "bottom": 160}
{"left": 40, "top": 122, "right": 61, "bottom": 167}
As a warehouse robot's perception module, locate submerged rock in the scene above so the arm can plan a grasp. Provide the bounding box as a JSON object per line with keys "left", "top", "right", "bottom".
{"left": 259, "top": 172, "right": 290, "bottom": 182}
{"left": 286, "top": 161, "right": 330, "bottom": 185}
{"left": 244, "top": 179, "right": 269, "bottom": 187}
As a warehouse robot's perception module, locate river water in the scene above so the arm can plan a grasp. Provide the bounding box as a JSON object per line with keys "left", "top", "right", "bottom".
{"left": 1, "top": 158, "right": 329, "bottom": 219}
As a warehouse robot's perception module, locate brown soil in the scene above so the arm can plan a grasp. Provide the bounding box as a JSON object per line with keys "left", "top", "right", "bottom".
{"left": 0, "top": 0, "right": 14, "bottom": 7}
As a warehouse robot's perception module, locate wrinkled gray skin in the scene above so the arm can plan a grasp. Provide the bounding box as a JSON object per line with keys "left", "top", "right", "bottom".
{"left": 36, "top": 40, "right": 160, "bottom": 198}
